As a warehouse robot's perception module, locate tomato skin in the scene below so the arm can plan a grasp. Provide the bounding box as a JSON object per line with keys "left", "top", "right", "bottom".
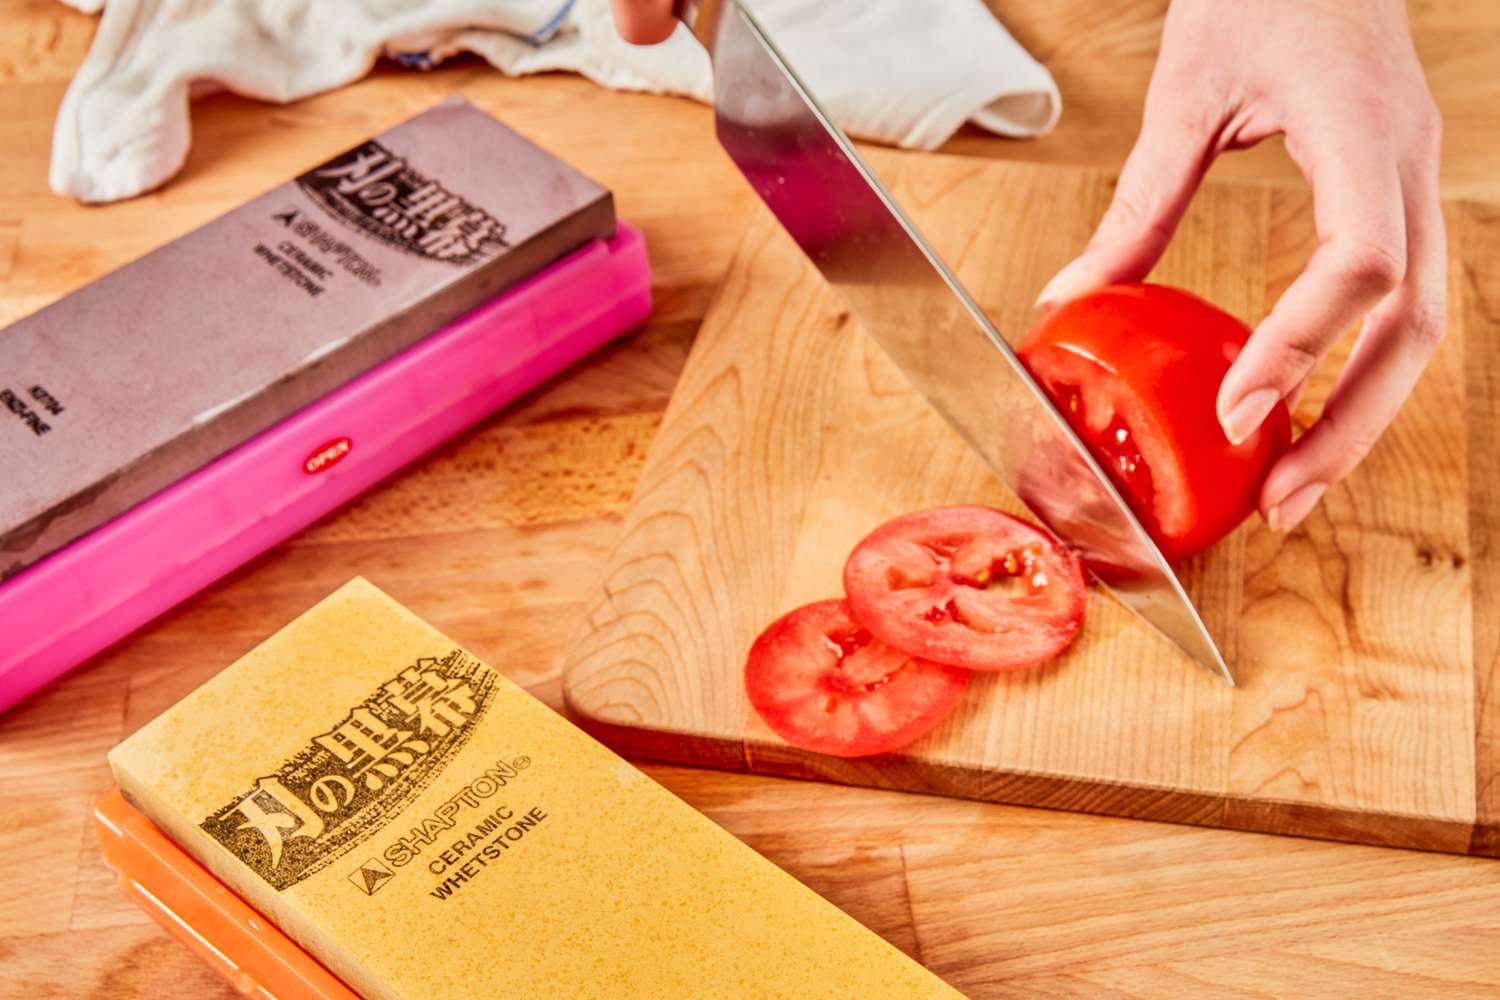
{"left": 745, "top": 600, "right": 969, "bottom": 758}
{"left": 1019, "top": 284, "right": 1292, "bottom": 563}
{"left": 843, "top": 506, "right": 1087, "bottom": 672}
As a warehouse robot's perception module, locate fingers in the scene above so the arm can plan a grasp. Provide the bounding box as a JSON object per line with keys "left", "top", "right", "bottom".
{"left": 1035, "top": 99, "right": 1217, "bottom": 308}
{"left": 1259, "top": 117, "right": 1447, "bottom": 532}
{"left": 1216, "top": 130, "right": 1408, "bottom": 446}
{"left": 609, "top": 0, "right": 677, "bottom": 44}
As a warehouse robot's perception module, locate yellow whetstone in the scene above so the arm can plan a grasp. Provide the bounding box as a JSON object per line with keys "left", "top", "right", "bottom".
{"left": 109, "top": 578, "right": 961, "bottom": 1000}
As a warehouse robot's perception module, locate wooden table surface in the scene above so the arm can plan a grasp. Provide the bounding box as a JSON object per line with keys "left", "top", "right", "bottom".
{"left": 2, "top": 1, "right": 1498, "bottom": 997}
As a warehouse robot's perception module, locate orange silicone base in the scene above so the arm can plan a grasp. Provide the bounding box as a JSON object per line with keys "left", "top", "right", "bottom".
{"left": 93, "top": 787, "right": 359, "bottom": 1000}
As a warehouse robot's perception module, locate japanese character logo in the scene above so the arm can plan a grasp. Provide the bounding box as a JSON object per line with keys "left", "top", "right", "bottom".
{"left": 296, "top": 140, "right": 508, "bottom": 266}
{"left": 200, "top": 649, "right": 497, "bottom": 891}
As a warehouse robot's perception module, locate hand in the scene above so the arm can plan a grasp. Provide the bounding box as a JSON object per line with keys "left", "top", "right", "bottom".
{"left": 607, "top": 0, "right": 678, "bottom": 44}
{"left": 1036, "top": 0, "right": 1445, "bottom": 534}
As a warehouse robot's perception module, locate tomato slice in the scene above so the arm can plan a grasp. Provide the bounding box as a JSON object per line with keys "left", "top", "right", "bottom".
{"left": 745, "top": 599, "right": 969, "bottom": 757}
{"left": 842, "top": 506, "right": 1086, "bottom": 671}
{"left": 1019, "top": 284, "right": 1293, "bottom": 563}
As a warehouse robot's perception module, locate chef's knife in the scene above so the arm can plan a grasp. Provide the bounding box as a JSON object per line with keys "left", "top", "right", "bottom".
{"left": 674, "top": 0, "right": 1232, "bottom": 684}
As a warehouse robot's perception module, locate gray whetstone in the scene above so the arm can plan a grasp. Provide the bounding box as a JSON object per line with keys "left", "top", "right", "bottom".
{"left": 0, "top": 95, "right": 614, "bottom": 579}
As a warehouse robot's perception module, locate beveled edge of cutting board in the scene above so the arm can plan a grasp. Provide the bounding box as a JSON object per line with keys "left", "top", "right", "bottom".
{"left": 561, "top": 698, "right": 1490, "bottom": 857}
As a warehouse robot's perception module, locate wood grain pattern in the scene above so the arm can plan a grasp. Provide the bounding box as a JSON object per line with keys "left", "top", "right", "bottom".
{"left": 564, "top": 152, "right": 1494, "bottom": 856}
{"left": 1463, "top": 199, "right": 1500, "bottom": 856}
{"left": 3, "top": 0, "right": 1500, "bottom": 995}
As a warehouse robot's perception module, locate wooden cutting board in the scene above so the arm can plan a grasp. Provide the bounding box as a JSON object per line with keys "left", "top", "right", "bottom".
{"left": 563, "top": 151, "right": 1500, "bottom": 857}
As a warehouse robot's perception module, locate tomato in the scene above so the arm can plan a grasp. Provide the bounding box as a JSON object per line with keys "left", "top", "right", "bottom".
{"left": 842, "top": 506, "right": 1086, "bottom": 671}
{"left": 745, "top": 599, "right": 969, "bottom": 757}
{"left": 1013, "top": 441, "right": 1161, "bottom": 581}
{"left": 1018, "top": 283, "right": 1292, "bottom": 563}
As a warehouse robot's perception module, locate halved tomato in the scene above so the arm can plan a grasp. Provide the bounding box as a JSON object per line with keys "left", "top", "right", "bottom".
{"left": 842, "top": 506, "right": 1086, "bottom": 671}
{"left": 1019, "top": 284, "right": 1292, "bottom": 563}
{"left": 745, "top": 599, "right": 969, "bottom": 757}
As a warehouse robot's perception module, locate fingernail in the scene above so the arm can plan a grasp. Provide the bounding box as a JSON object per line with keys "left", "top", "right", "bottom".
{"left": 1035, "top": 257, "right": 1103, "bottom": 309}
{"left": 1266, "top": 482, "right": 1326, "bottom": 533}
{"left": 1219, "top": 388, "right": 1279, "bottom": 446}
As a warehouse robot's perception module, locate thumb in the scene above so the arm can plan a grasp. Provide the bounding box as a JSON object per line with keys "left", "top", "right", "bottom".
{"left": 609, "top": 0, "right": 678, "bottom": 44}
{"left": 1037, "top": 109, "right": 1217, "bottom": 308}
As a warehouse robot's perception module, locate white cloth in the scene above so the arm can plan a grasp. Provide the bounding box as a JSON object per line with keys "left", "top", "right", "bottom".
{"left": 51, "top": 0, "right": 1062, "bottom": 204}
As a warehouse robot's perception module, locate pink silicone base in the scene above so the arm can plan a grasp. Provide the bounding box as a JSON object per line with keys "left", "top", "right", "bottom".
{"left": 0, "top": 225, "right": 650, "bottom": 713}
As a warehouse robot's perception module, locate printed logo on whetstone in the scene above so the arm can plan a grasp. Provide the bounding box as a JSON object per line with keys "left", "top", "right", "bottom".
{"left": 201, "top": 649, "right": 497, "bottom": 891}
{"left": 297, "top": 140, "right": 509, "bottom": 265}
{"left": 348, "top": 858, "right": 394, "bottom": 896}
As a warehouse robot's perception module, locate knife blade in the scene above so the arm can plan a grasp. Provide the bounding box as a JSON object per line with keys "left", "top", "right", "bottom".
{"left": 675, "top": 0, "right": 1231, "bottom": 684}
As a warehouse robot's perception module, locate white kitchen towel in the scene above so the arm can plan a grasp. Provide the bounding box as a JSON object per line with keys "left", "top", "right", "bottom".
{"left": 51, "top": 0, "right": 1062, "bottom": 203}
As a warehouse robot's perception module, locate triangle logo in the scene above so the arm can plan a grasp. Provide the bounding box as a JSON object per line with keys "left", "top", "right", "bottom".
{"left": 348, "top": 859, "right": 394, "bottom": 895}
{"left": 363, "top": 866, "right": 392, "bottom": 893}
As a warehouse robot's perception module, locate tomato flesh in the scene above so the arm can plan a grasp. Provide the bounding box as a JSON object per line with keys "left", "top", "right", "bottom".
{"left": 1025, "top": 342, "right": 1190, "bottom": 544}
{"left": 1019, "top": 283, "right": 1293, "bottom": 563}
{"left": 745, "top": 600, "right": 969, "bottom": 757}
{"left": 843, "top": 506, "right": 1086, "bottom": 671}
